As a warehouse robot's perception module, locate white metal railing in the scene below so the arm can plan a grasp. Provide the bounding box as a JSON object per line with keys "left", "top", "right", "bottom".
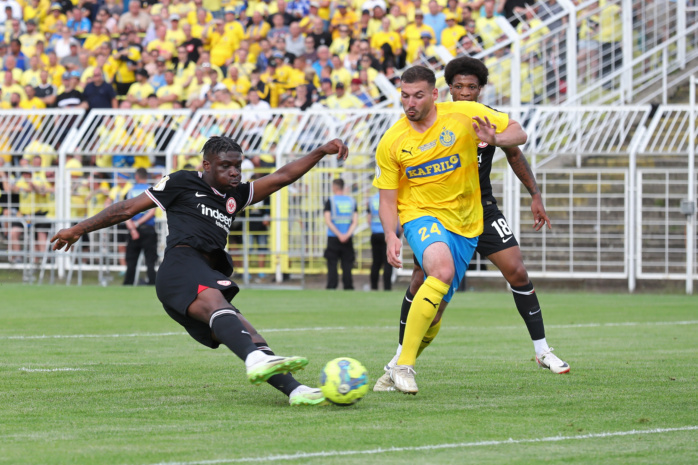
{"left": 1, "top": 104, "right": 696, "bottom": 292}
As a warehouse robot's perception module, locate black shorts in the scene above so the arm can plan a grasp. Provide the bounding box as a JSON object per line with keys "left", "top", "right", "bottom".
{"left": 476, "top": 205, "right": 519, "bottom": 257}
{"left": 156, "top": 246, "right": 240, "bottom": 348}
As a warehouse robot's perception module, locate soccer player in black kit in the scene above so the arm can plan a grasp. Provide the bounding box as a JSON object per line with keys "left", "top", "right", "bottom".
{"left": 52, "top": 136, "right": 349, "bottom": 406}
{"left": 374, "top": 57, "right": 569, "bottom": 392}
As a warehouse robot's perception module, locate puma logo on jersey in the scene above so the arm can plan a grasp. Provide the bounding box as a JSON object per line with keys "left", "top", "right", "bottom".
{"left": 423, "top": 297, "right": 438, "bottom": 308}
{"left": 401, "top": 149, "right": 413, "bottom": 155}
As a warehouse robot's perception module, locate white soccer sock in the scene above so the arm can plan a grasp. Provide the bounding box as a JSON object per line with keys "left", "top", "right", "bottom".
{"left": 387, "top": 346, "right": 402, "bottom": 368}
{"left": 533, "top": 338, "right": 550, "bottom": 355}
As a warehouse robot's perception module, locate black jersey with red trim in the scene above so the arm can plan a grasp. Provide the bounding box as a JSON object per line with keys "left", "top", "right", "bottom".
{"left": 477, "top": 142, "right": 498, "bottom": 206}
{"left": 146, "top": 170, "right": 253, "bottom": 254}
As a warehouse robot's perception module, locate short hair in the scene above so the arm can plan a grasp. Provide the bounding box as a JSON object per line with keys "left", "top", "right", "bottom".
{"left": 332, "top": 178, "right": 345, "bottom": 190}
{"left": 401, "top": 66, "right": 436, "bottom": 87}
{"left": 135, "top": 167, "right": 148, "bottom": 180}
{"left": 444, "top": 56, "right": 489, "bottom": 86}
{"left": 201, "top": 136, "right": 243, "bottom": 160}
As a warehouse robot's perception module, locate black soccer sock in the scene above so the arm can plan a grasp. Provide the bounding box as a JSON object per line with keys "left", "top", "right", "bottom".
{"left": 398, "top": 287, "right": 414, "bottom": 346}
{"left": 255, "top": 342, "right": 301, "bottom": 396}
{"left": 511, "top": 282, "right": 545, "bottom": 341}
{"left": 209, "top": 309, "right": 259, "bottom": 361}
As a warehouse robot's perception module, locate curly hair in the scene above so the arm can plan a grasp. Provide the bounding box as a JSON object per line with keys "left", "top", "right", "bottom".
{"left": 444, "top": 57, "right": 489, "bottom": 87}
{"left": 201, "top": 136, "right": 243, "bottom": 160}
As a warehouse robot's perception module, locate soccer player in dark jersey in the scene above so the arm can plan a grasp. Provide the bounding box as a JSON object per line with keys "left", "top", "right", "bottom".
{"left": 52, "top": 136, "right": 349, "bottom": 406}
{"left": 374, "top": 57, "right": 569, "bottom": 393}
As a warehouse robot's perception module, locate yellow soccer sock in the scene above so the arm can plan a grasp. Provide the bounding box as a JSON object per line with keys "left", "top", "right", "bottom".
{"left": 397, "top": 276, "right": 450, "bottom": 366}
{"left": 417, "top": 318, "right": 442, "bottom": 358}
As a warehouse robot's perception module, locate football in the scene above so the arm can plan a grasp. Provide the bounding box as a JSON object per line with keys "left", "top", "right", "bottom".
{"left": 319, "top": 357, "right": 369, "bottom": 406}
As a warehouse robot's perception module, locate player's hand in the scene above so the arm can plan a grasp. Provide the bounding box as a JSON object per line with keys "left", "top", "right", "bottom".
{"left": 50, "top": 227, "right": 82, "bottom": 251}
{"left": 531, "top": 196, "right": 552, "bottom": 231}
{"left": 385, "top": 234, "right": 402, "bottom": 268}
{"left": 319, "top": 139, "right": 349, "bottom": 161}
{"left": 472, "top": 116, "right": 497, "bottom": 146}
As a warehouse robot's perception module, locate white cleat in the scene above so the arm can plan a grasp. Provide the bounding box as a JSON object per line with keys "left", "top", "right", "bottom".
{"left": 289, "top": 385, "right": 325, "bottom": 406}
{"left": 536, "top": 348, "right": 570, "bottom": 374}
{"left": 373, "top": 371, "right": 397, "bottom": 392}
{"left": 389, "top": 365, "right": 418, "bottom": 394}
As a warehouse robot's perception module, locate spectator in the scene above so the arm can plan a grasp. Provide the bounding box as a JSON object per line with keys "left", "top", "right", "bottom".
{"left": 66, "top": 6, "right": 91, "bottom": 40}
{"left": 155, "top": 69, "right": 182, "bottom": 109}
{"left": 497, "top": 0, "right": 534, "bottom": 28}
{"left": 312, "top": 45, "right": 332, "bottom": 77}
{"left": 7, "top": 38, "right": 26, "bottom": 70}
{"left": 329, "top": 23, "right": 351, "bottom": 59}
{"left": 270, "top": 0, "right": 295, "bottom": 26}
{"left": 207, "top": 20, "right": 238, "bottom": 68}
{"left": 309, "top": 16, "right": 332, "bottom": 48}
{"left": 147, "top": 24, "right": 176, "bottom": 61}
{"left": 350, "top": 77, "right": 373, "bottom": 106}
{"left": 476, "top": 0, "right": 504, "bottom": 49}
{"left": 324, "top": 81, "right": 363, "bottom": 109}
{"left": 59, "top": 43, "right": 80, "bottom": 70}
{"left": 300, "top": 35, "right": 319, "bottom": 65}
{"left": 43, "top": 3, "right": 67, "bottom": 36}
{"left": 441, "top": 12, "right": 465, "bottom": 56}
{"left": 4, "top": 17, "right": 24, "bottom": 44}
{"left": 118, "top": 1, "right": 152, "bottom": 33}
{"left": 53, "top": 26, "right": 78, "bottom": 59}
{"left": 126, "top": 68, "right": 154, "bottom": 108}
{"left": 402, "top": 10, "right": 434, "bottom": 63}
{"left": 458, "top": 34, "right": 483, "bottom": 56}
{"left": 181, "top": 22, "right": 204, "bottom": 64}
{"left": 330, "top": 2, "right": 358, "bottom": 39}
{"left": 0, "top": 69, "right": 26, "bottom": 103}
{"left": 19, "top": 19, "right": 42, "bottom": 57}
{"left": 150, "top": 57, "right": 168, "bottom": 90}
{"left": 268, "top": 13, "right": 290, "bottom": 42}
{"left": 55, "top": 70, "right": 87, "bottom": 109}
{"left": 247, "top": 11, "right": 271, "bottom": 59}
{"left": 285, "top": 22, "right": 306, "bottom": 58}
{"left": 423, "top": 0, "right": 446, "bottom": 45}
{"left": 371, "top": 16, "right": 404, "bottom": 68}
{"left": 83, "top": 69, "right": 117, "bottom": 109}
{"left": 21, "top": 84, "right": 45, "bottom": 109}
{"left": 34, "top": 69, "right": 57, "bottom": 106}
{"left": 330, "top": 54, "right": 351, "bottom": 88}
{"left": 20, "top": 55, "right": 41, "bottom": 87}
{"left": 288, "top": 0, "right": 311, "bottom": 21}
{"left": 211, "top": 87, "right": 241, "bottom": 109}
{"left": 83, "top": 20, "right": 110, "bottom": 52}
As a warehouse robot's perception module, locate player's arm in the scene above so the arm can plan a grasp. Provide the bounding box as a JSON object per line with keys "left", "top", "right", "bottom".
{"left": 473, "top": 117, "right": 527, "bottom": 148}
{"left": 379, "top": 188, "right": 402, "bottom": 268}
{"left": 503, "top": 146, "right": 551, "bottom": 231}
{"left": 250, "top": 139, "right": 348, "bottom": 203}
{"left": 51, "top": 193, "right": 156, "bottom": 251}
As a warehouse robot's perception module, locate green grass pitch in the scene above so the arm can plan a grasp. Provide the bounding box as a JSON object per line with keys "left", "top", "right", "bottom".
{"left": 1, "top": 285, "right": 696, "bottom": 464}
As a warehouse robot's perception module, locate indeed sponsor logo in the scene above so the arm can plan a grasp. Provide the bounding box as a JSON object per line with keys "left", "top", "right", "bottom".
{"left": 201, "top": 205, "right": 232, "bottom": 231}
{"left": 405, "top": 154, "right": 461, "bottom": 179}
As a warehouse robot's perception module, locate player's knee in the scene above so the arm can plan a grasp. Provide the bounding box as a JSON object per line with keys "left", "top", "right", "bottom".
{"left": 506, "top": 262, "right": 530, "bottom": 287}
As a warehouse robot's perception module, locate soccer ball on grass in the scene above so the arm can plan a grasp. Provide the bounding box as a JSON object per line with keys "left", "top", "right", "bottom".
{"left": 320, "top": 357, "right": 369, "bottom": 406}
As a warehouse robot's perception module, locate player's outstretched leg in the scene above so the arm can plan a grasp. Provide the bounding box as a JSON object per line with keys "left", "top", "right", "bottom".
{"left": 237, "top": 315, "right": 324, "bottom": 405}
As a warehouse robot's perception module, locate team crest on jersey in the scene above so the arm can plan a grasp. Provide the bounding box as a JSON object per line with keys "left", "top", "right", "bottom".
{"left": 226, "top": 197, "right": 237, "bottom": 214}
{"left": 217, "top": 280, "right": 232, "bottom": 286}
{"left": 439, "top": 128, "right": 456, "bottom": 147}
{"left": 153, "top": 175, "right": 170, "bottom": 191}
{"left": 478, "top": 141, "right": 489, "bottom": 148}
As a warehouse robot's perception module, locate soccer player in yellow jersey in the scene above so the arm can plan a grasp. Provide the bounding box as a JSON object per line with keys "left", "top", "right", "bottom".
{"left": 374, "top": 58, "right": 569, "bottom": 395}
{"left": 373, "top": 65, "right": 527, "bottom": 394}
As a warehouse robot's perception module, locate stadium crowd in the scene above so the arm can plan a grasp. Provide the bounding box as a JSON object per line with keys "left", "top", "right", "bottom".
{"left": 0, "top": 0, "right": 605, "bottom": 120}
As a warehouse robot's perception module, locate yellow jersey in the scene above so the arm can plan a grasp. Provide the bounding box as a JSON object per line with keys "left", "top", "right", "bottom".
{"left": 373, "top": 101, "right": 509, "bottom": 238}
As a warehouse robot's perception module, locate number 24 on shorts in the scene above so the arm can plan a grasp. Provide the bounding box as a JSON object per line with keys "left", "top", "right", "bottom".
{"left": 419, "top": 222, "right": 442, "bottom": 241}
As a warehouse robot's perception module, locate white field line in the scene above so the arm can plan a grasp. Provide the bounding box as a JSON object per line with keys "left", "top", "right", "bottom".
{"left": 147, "top": 426, "right": 698, "bottom": 465}
{"left": 2, "top": 320, "right": 698, "bottom": 341}
{"left": 19, "top": 367, "right": 88, "bottom": 372}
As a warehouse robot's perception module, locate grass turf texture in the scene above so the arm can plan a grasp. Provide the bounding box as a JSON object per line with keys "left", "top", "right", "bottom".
{"left": 0, "top": 286, "right": 696, "bottom": 465}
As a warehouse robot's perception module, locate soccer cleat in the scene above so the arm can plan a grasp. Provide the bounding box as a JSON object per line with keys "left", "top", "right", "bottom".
{"left": 247, "top": 354, "right": 309, "bottom": 385}
{"left": 536, "top": 348, "right": 570, "bottom": 374}
{"left": 389, "top": 365, "right": 418, "bottom": 394}
{"left": 373, "top": 371, "right": 397, "bottom": 392}
{"left": 289, "top": 385, "right": 326, "bottom": 406}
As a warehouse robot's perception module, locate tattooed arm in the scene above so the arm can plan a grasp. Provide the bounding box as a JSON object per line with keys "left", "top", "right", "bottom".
{"left": 51, "top": 193, "right": 156, "bottom": 251}
{"left": 503, "top": 146, "right": 552, "bottom": 231}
